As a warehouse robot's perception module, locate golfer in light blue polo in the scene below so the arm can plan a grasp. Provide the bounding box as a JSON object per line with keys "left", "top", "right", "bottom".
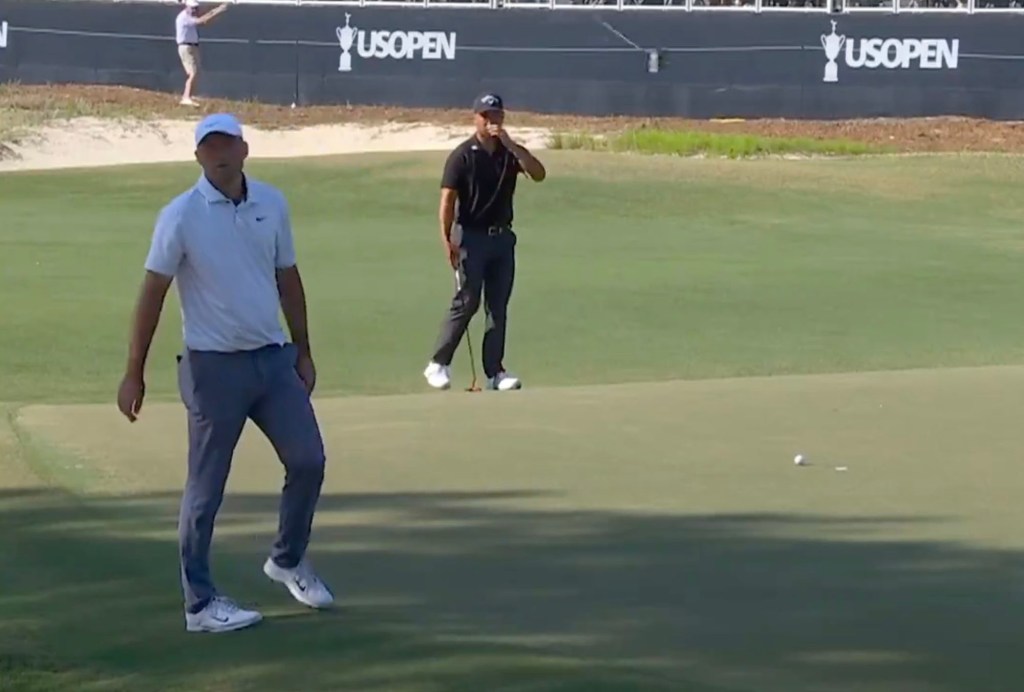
{"left": 117, "top": 112, "right": 334, "bottom": 633}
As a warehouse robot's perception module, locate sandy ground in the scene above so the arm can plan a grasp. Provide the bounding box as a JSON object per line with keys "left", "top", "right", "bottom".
{"left": 4, "top": 83, "right": 1024, "bottom": 172}
{"left": 0, "top": 117, "right": 554, "bottom": 173}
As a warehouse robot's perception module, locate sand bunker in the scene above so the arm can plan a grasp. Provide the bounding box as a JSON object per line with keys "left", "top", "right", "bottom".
{"left": 0, "top": 117, "right": 553, "bottom": 172}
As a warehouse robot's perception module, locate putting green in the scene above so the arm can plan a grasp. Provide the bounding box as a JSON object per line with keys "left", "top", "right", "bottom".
{"left": 16, "top": 365, "right": 1024, "bottom": 528}
{"left": 7, "top": 365, "right": 1024, "bottom": 691}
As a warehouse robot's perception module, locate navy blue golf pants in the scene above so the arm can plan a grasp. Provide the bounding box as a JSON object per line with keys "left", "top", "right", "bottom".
{"left": 176, "top": 343, "right": 326, "bottom": 614}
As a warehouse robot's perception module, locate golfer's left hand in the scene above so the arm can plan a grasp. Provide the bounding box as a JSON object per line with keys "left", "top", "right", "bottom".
{"left": 296, "top": 353, "right": 317, "bottom": 394}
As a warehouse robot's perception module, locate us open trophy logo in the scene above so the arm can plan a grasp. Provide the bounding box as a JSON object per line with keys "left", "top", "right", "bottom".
{"left": 336, "top": 14, "right": 356, "bottom": 73}
{"left": 821, "top": 20, "right": 846, "bottom": 83}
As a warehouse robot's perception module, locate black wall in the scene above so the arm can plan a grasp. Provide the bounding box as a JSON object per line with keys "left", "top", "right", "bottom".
{"left": 1, "top": 0, "right": 1023, "bottom": 119}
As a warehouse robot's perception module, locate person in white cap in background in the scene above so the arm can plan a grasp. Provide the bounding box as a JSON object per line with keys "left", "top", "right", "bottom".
{"left": 175, "top": 0, "right": 229, "bottom": 107}
{"left": 117, "top": 113, "right": 334, "bottom": 632}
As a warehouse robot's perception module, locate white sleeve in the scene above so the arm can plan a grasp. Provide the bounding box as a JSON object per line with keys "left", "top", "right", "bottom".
{"left": 144, "top": 204, "right": 184, "bottom": 277}
{"left": 275, "top": 195, "right": 297, "bottom": 269}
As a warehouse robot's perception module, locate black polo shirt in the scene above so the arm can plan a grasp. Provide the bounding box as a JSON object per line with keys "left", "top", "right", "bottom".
{"left": 440, "top": 136, "right": 523, "bottom": 230}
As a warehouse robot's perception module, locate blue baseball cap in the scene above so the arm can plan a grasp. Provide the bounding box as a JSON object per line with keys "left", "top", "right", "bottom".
{"left": 195, "top": 113, "right": 243, "bottom": 146}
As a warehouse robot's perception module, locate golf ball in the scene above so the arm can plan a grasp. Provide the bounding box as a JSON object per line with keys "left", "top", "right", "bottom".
{"left": 794, "top": 454, "right": 806, "bottom": 466}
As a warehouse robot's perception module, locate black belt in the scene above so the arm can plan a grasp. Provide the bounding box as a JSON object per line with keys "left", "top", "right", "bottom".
{"left": 463, "top": 224, "right": 511, "bottom": 236}
{"left": 179, "top": 42, "right": 199, "bottom": 46}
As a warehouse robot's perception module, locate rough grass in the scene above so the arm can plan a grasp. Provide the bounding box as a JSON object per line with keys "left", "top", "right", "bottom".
{"left": 0, "top": 82, "right": 152, "bottom": 143}
{"left": 550, "top": 128, "right": 883, "bottom": 158}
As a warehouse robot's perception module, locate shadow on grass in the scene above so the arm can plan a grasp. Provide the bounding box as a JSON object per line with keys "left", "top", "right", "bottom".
{"left": 1, "top": 487, "right": 1022, "bottom": 692}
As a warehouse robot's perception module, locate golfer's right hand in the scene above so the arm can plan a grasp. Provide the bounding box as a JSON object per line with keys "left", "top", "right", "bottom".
{"left": 445, "top": 242, "right": 460, "bottom": 269}
{"left": 117, "top": 373, "right": 146, "bottom": 423}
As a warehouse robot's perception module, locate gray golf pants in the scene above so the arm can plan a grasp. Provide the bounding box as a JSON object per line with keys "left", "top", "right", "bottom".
{"left": 176, "top": 343, "right": 326, "bottom": 614}
{"left": 431, "top": 228, "right": 517, "bottom": 379}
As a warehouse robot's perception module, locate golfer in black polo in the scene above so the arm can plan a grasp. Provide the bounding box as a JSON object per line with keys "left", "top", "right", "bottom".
{"left": 423, "top": 93, "right": 546, "bottom": 391}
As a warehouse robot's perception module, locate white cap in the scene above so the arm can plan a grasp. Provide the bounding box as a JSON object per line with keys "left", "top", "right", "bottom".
{"left": 185, "top": 0, "right": 200, "bottom": 7}
{"left": 194, "top": 113, "right": 243, "bottom": 146}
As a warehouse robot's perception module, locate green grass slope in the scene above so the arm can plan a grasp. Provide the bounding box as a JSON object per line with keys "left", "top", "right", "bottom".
{"left": 3, "top": 152, "right": 1024, "bottom": 404}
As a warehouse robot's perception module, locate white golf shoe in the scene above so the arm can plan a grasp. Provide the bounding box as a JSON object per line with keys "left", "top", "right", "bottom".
{"left": 263, "top": 557, "right": 335, "bottom": 609}
{"left": 488, "top": 371, "right": 522, "bottom": 391}
{"left": 185, "top": 596, "right": 263, "bottom": 633}
{"left": 423, "top": 361, "right": 451, "bottom": 390}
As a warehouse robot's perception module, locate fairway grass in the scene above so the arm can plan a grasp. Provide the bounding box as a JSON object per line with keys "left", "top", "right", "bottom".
{"left": 6, "top": 366, "right": 1024, "bottom": 691}
{"left": 4, "top": 151, "right": 1024, "bottom": 405}
{"left": 5, "top": 149, "right": 1024, "bottom": 691}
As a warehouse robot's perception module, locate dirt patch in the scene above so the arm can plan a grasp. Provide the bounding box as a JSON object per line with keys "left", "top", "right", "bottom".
{"left": 4, "top": 83, "right": 1024, "bottom": 155}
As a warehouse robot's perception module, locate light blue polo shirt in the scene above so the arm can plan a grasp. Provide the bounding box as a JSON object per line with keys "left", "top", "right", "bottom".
{"left": 144, "top": 174, "right": 296, "bottom": 353}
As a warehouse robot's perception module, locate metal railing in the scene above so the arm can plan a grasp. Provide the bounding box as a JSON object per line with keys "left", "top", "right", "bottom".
{"left": 119, "top": 0, "right": 1023, "bottom": 12}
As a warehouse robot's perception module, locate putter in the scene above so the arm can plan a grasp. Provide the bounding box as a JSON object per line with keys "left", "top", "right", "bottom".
{"left": 454, "top": 269, "right": 482, "bottom": 392}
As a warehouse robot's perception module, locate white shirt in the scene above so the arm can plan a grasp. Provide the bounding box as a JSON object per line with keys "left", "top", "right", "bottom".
{"left": 144, "top": 174, "right": 297, "bottom": 353}
{"left": 175, "top": 10, "right": 199, "bottom": 45}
